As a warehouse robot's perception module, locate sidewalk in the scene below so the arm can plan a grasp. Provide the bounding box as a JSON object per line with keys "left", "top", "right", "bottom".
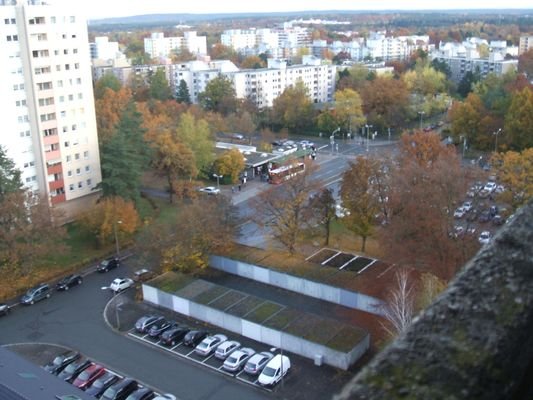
{"left": 227, "top": 177, "right": 269, "bottom": 205}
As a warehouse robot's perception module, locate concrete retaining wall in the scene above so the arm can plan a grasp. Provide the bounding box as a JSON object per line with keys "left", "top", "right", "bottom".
{"left": 142, "top": 284, "right": 370, "bottom": 370}
{"left": 209, "top": 255, "right": 384, "bottom": 315}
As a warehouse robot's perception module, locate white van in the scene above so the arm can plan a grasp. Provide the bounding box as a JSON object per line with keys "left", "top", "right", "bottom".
{"left": 258, "top": 354, "right": 290, "bottom": 387}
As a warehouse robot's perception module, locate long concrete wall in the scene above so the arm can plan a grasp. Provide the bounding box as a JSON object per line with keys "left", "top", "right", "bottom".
{"left": 142, "top": 284, "right": 369, "bottom": 370}
{"left": 209, "top": 255, "right": 384, "bottom": 316}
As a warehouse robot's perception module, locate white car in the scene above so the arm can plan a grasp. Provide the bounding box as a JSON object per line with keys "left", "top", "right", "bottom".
{"left": 299, "top": 140, "right": 314, "bottom": 148}
{"left": 462, "top": 201, "right": 473, "bottom": 212}
{"left": 199, "top": 186, "right": 220, "bottom": 195}
{"left": 484, "top": 182, "right": 497, "bottom": 193}
{"left": 335, "top": 202, "right": 350, "bottom": 218}
{"left": 109, "top": 278, "right": 134, "bottom": 293}
{"left": 258, "top": 354, "right": 291, "bottom": 387}
{"left": 195, "top": 334, "right": 227, "bottom": 357}
{"left": 153, "top": 395, "right": 176, "bottom": 400}
{"left": 454, "top": 207, "right": 466, "bottom": 219}
{"left": 478, "top": 231, "right": 492, "bottom": 245}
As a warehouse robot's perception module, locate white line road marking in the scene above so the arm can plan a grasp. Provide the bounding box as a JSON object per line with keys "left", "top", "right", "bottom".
{"left": 324, "top": 177, "right": 343, "bottom": 187}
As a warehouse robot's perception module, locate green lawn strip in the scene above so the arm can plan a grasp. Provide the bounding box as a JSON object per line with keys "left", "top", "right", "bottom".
{"left": 209, "top": 290, "right": 248, "bottom": 311}
{"left": 262, "top": 307, "right": 300, "bottom": 330}
{"left": 326, "top": 325, "right": 368, "bottom": 352}
{"left": 176, "top": 279, "right": 214, "bottom": 299}
{"left": 193, "top": 285, "right": 229, "bottom": 305}
{"left": 284, "top": 313, "right": 344, "bottom": 345}
{"left": 149, "top": 272, "right": 195, "bottom": 294}
{"left": 245, "top": 301, "right": 284, "bottom": 324}
{"left": 226, "top": 295, "right": 264, "bottom": 317}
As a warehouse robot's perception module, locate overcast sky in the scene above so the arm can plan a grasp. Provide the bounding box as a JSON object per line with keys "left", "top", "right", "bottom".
{"left": 50, "top": 0, "right": 532, "bottom": 19}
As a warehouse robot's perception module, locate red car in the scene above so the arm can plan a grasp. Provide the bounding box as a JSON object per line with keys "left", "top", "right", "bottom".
{"left": 72, "top": 363, "right": 105, "bottom": 390}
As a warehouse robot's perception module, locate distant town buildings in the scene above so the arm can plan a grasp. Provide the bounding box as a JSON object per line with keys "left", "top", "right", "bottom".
{"left": 0, "top": 0, "right": 102, "bottom": 216}
{"left": 144, "top": 31, "right": 207, "bottom": 60}
{"left": 432, "top": 38, "right": 518, "bottom": 82}
{"left": 89, "top": 36, "right": 122, "bottom": 60}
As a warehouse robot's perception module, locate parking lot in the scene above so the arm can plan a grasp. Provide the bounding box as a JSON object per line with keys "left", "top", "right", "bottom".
{"left": 127, "top": 329, "right": 282, "bottom": 392}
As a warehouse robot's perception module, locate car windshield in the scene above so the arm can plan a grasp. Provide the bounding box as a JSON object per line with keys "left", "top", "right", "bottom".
{"left": 64, "top": 363, "right": 77, "bottom": 373}
{"left": 197, "top": 342, "right": 208, "bottom": 349}
{"left": 77, "top": 370, "right": 91, "bottom": 380}
{"left": 101, "top": 260, "right": 109, "bottom": 266}
{"left": 52, "top": 356, "right": 64, "bottom": 365}
{"left": 103, "top": 387, "right": 117, "bottom": 397}
{"left": 93, "top": 378, "right": 105, "bottom": 388}
{"left": 262, "top": 366, "right": 276, "bottom": 377}
{"left": 227, "top": 356, "right": 238, "bottom": 364}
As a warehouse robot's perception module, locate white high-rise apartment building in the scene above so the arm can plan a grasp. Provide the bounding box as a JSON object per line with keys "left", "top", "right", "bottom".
{"left": 144, "top": 31, "right": 207, "bottom": 60}
{"left": 519, "top": 35, "right": 533, "bottom": 55}
{"left": 0, "top": 0, "right": 101, "bottom": 216}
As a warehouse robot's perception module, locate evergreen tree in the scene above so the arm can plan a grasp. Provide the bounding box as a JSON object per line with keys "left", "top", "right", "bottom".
{"left": 149, "top": 68, "right": 172, "bottom": 101}
{"left": 176, "top": 79, "right": 191, "bottom": 104}
{"left": 0, "top": 146, "right": 23, "bottom": 201}
{"left": 98, "top": 101, "right": 149, "bottom": 204}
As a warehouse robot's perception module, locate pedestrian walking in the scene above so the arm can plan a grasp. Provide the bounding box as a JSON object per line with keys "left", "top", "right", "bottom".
{"left": 238, "top": 184, "right": 241, "bottom": 191}
{"left": 231, "top": 186, "right": 235, "bottom": 193}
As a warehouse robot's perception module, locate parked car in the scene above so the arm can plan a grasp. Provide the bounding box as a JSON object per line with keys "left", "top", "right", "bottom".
{"left": 97, "top": 257, "right": 120, "bottom": 273}
{"left": 299, "top": 140, "right": 314, "bottom": 148}
{"left": 72, "top": 363, "right": 105, "bottom": 389}
{"left": 466, "top": 209, "right": 479, "bottom": 222}
{"left": 85, "top": 372, "right": 120, "bottom": 397}
{"left": 43, "top": 351, "right": 80, "bottom": 375}
{"left": 223, "top": 347, "right": 255, "bottom": 372}
{"left": 133, "top": 268, "right": 155, "bottom": 282}
{"left": 195, "top": 334, "right": 228, "bottom": 356}
{"left": 152, "top": 395, "right": 176, "bottom": 400}
{"left": 148, "top": 319, "right": 177, "bottom": 338}
{"left": 484, "top": 182, "right": 497, "bottom": 193}
{"left": 109, "top": 278, "right": 134, "bottom": 293}
{"left": 489, "top": 205, "right": 499, "bottom": 217}
{"left": 198, "top": 186, "right": 220, "bottom": 195}
{"left": 57, "top": 357, "right": 91, "bottom": 383}
{"left": 56, "top": 274, "right": 83, "bottom": 291}
{"left": 125, "top": 387, "right": 155, "bottom": 400}
{"left": 478, "top": 231, "right": 492, "bottom": 245}
{"left": 495, "top": 184, "right": 505, "bottom": 194}
{"left": 453, "top": 207, "right": 466, "bottom": 219}
{"left": 258, "top": 354, "right": 291, "bottom": 387}
{"left": 478, "top": 210, "right": 491, "bottom": 223}
{"left": 135, "top": 315, "right": 165, "bottom": 334}
{"left": 466, "top": 227, "right": 477, "bottom": 236}
{"left": 462, "top": 201, "right": 473, "bottom": 212}
{"left": 214, "top": 340, "right": 240, "bottom": 360}
{"left": 160, "top": 326, "right": 190, "bottom": 346}
{"left": 492, "top": 215, "right": 504, "bottom": 226}
{"left": 0, "top": 303, "right": 10, "bottom": 316}
{"left": 451, "top": 225, "right": 464, "bottom": 239}
{"left": 478, "top": 189, "right": 491, "bottom": 199}
{"left": 335, "top": 202, "right": 350, "bottom": 219}
{"left": 244, "top": 351, "right": 274, "bottom": 375}
{"left": 20, "top": 283, "right": 51, "bottom": 305}
{"left": 101, "top": 378, "right": 138, "bottom": 400}
{"left": 183, "top": 330, "right": 209, "bottom": 347}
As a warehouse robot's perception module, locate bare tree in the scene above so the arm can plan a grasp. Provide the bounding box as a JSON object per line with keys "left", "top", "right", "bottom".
{"left": 381, "top": 268, "right": 415, "bottom": 338}
{"left": 251, "top": 161, "right": 317, "bottom": 253}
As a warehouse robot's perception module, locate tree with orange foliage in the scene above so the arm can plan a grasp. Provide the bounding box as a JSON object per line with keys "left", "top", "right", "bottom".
{"left": 79, "top": 196, "right": 139, "bottom": 247}
{"left": 95, "top": 87, "right": 132, "bottom": 144}
{"left": 380, "top": 132, "right": 475, "bottom": 280}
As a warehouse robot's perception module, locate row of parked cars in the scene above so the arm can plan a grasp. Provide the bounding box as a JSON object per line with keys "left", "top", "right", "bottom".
{"left": 43, "top": 350, "right": 175, "bottom": 400}
{"left": 134, "top": 314, "right": 291, "bottom": 387}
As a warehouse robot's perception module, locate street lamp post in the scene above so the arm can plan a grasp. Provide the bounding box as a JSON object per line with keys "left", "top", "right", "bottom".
{"left": 270, "top": 347, "right": 284, "bottom": 389}
{"left": 113, "top": 220, "right": 122, "bottom": 258}
{"left": 418, "top": 111, "right": 425, "bottom": 130}
{"left": 213, "top": 174, "right": 223, "bottom": 189}
{"left": 330, "top": 127, "right": 340, "bottom": 154}
{"left": 365, "top": 124, "right": 373, "bottom": 152}
{"left": 493, "top": 128, "right": 502, "bottom": 152}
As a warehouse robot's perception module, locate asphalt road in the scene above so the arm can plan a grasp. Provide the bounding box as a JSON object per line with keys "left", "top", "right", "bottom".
{"left": 0, "top": 263, "right": 271, "bottom": 400}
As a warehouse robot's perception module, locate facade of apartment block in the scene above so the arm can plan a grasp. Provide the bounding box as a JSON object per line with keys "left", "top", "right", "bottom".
{"left": 0, "top": 0, "right": 101, "bottom": 216}
{"left": 144, "top": 31, "right": 207, "bottom": 59}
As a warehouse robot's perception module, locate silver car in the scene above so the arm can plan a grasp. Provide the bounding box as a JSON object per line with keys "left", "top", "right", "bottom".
{"left": 223, "top": 347, "right": 255, "bottom": 372}
{"left": 244, "top": 351, "right": 274, "bottom": 375}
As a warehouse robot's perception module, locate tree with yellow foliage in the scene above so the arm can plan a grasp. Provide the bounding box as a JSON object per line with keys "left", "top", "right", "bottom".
{"left": 80, "top": 197, "right": 139, "bottom": 247}
{"left": 492, "top": 148, "right": 533, "bottom": 209}
{"left": 213, "top": 149, "right": 245, "bottom": 184}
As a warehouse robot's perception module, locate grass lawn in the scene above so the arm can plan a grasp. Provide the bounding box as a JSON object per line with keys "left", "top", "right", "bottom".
{"left": 327, "top": 326, "right": 369, "bottom": 353}
{"left": 245, "top": 301, "right": 284, "bottom": 324}
{"left": 149, "top": 272, "right": 195, "bottom": 294}
{"left": 209, "top": 290, "right": 248, "bottom": 311}
{"left": 193, "top": 285, "right": 229, "bottom": 305}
